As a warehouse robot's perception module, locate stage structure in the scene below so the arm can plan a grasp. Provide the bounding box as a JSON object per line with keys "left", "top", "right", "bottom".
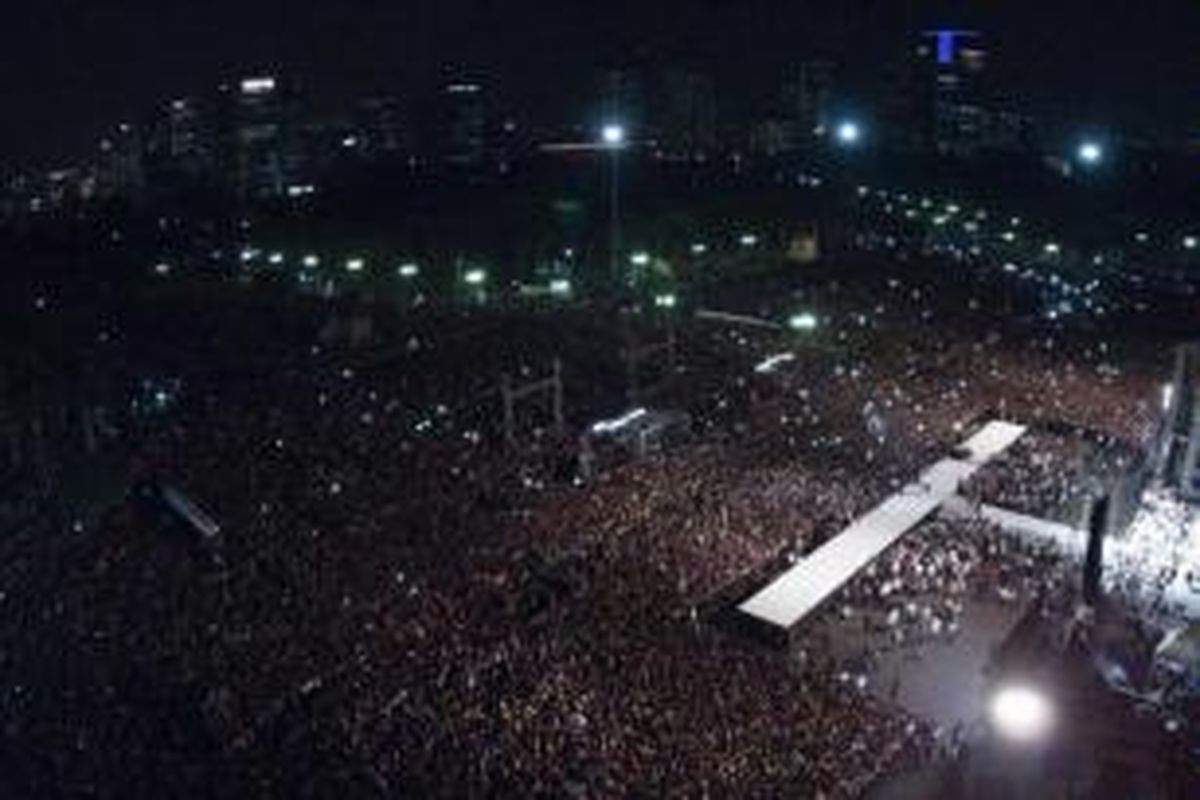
{"left": 739, "top": 420, "right": 1027, "bottom": 633}
{"left": 500, "top": 359, "right": 565, "bottom": 448}
{"left": 622, "top": 322, "right": 676, "bottom": 402}
{"left": 1155, "top": 343, "right": 1200, "bottom": 501}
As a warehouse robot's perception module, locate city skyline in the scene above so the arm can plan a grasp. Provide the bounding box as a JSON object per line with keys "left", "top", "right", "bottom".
{"left": 4, "top": 1, "right": 1200, "bottom": 170}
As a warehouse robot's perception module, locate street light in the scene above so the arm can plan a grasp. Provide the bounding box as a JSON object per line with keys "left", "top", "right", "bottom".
{"left": 835, "top": 121, "right": 862, "bottom": 146}
{"left": 989, "top": 685, "right": 1054, "bottom": 743}
{"left": 345, "top": 258, "right": 365, "bottom": 273}
{"left": 398, "top": 263, "right": 420, "bottom": 278}
{"left": 1077, "top": 141, "right": 1103, "bottom": 165}
{"left": 789, "top": 312, "right": 818, "bottom": 331}
{"left": 463, "top": 268, "right": 487, "bottom": 286}
{"left": 601, "top": 123, "right": 626, "bottom": 287}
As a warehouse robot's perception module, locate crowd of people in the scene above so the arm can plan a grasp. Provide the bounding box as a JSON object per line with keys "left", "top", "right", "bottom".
{"left": 811, "top": 515, "right": 1077, "bottom": 675}
{"left": 959, "top": 431, "right": 1091, "bottom": 522}
{"left": 0, "top": 256, "right": 1174, "bottom": 797}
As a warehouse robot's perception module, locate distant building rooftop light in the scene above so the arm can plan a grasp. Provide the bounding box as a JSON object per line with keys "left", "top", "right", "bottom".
{"left": 241, "top": 77, "right": 276, "bottom": 95}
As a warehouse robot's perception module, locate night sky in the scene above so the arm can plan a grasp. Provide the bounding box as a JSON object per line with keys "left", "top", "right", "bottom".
{"left": 4, "top": 0, "right": 1199, "bottom": 169}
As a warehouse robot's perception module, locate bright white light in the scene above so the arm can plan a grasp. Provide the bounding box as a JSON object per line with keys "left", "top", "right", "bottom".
{"left": 241, "top": 77, "right": 276, "bottom": 95}
{"left": 789, "top": 312, "right": 818, "bottom": 331}
{"left": 739, "top": 234, "right": 758, "bottom": 247}
{"left": 591, "top": 407, "right": 647, "bottom": 434}
{"left": 1185, "top": 236, "right": 1198, "bottom": 251}
{"left": 268, "top": 252, "right": 284, "bottom": 265}
{"left": 342, "top": 136, "right": 359, "bottom": 149}
{"left": 1163, "top": 383, "right": 1175, "bottom": 412}
{"left": 601, "top": 124, "right": 626, "bottom": 146}
{"left": 835, "top": 121, "right": 861, "bottom": 145}
{"left": 655, "top": 293, "right": 677, "bottom": 309}
{"left": 1003, "top": 262, "right": 1019, "bottom": 273}
{"left": 463, "top": 268, "right": 486, "bottom": 285}
{"left": 989, "top": 685, "right": 1053, "bottom": 743}
{"left": 1077, "top": 141, "right": 1103, "bottom": 164}
{"left": 755, "top": 352, "right": 796, "bottom": 374}
{"left": 690, "top": 242, "right": 708, "bottom": 255}
{"left": 1001, "top": 231, "right": 1017, "bottom": 243}
{"left": 629, "top": 252, "right": 651, "bottom": 266}
{"left": 345, "top": 258, "right": 365, "bottom": 272}
{"left": 398, "top": 263, "right": 419, "bottom": 278}
{"left": 549, "top": 278, "right": 571, "bottom": 295}
{"left": 154, "top": 262, "right": 171, "bottom": 275}
{"left": 1044, "top": 242, "right": 1061, "bottom": 255}
{"left": 240, "top": 248, "right": 258, "bottom": 263}
{"left": 302, "top": 254, "right": 320, "bottom": 268}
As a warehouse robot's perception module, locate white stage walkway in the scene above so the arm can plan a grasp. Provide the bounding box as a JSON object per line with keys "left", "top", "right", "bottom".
{"left": 739, "top": 421, "right": 1028, "bottom": 630}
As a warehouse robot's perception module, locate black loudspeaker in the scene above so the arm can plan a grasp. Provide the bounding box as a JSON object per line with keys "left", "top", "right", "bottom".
{"left": 1083, "top": 495, "right": 1109, "bottom": 606}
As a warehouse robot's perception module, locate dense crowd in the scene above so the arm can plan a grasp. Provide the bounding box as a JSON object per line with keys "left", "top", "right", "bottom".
{"left": 815, "top": 515, "right": 1076, "bottom": 669}
{"left": 960, "top": 431, "right": 1090, "bottom": 521}
{"left": 0, "top": 260, "right": 1170, "bottom": 798}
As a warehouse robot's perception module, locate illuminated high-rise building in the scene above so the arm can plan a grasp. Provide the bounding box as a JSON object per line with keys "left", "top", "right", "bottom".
{"left": 437, "top": 78, "right": 489, "bottom": 167}
{"left": 94, "top": 122, "right": 145, "bottom": 200}
{"left": 657, "top": 69, "right": 718, "bottom": 160}
{"left": 747, "top": 118, "right": 795, "bottom": 158}
{"left": 164, "top": 99, "right": 211, "bottom": 169}
{"left": 144, "top": 97, "right": 217, "bottom": 193}
{"left": 353, "top": 96, "right": 409, "bottom": 159}
{"left": 913, "top": 29, "right": 991, "bottom": 156}
{"left": 780, "top": 60, "right": 835, "bottom": 141}
{"left": 221, "top": 76, "right": 305, "bottom": 198}
{"left": 746, "top": 62, "right": 836, "bottom": 158}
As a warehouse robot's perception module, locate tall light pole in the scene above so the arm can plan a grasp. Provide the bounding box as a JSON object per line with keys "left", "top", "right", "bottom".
{"left": 602, "top": 124, "right": 626, "bottom": 288}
